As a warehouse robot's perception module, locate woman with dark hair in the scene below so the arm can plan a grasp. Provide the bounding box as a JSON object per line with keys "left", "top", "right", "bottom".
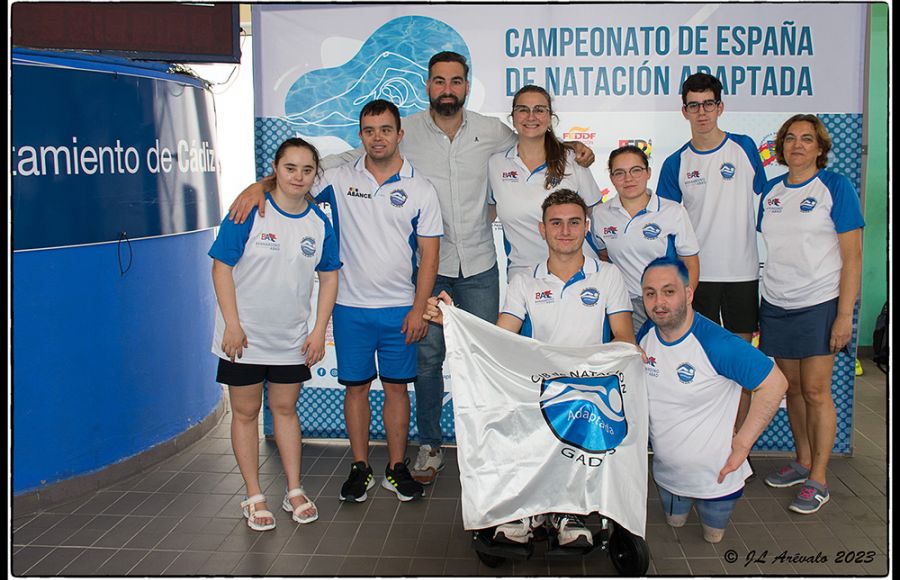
{"left": 488, "top": 85, "right": 602, "bottom": 281}
{"left": 757, "top": 114, "right": 864, "bottom": 514}
{"left": 590, "top": 145, "right": 700, "bottom": 331}
{"left": 210, "top": 138, "right": 341, "bottom": 530}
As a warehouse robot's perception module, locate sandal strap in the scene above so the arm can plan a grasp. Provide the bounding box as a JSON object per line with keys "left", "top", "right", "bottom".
{"left": 241, "top": 493, "right": 267, "bottom": 508}
{"left": 285, "top": 487, "right": 308, "bottom": 500}
{"left": 292, "top": 501, "right": 315, "bottom": 515}
{"left": 251, "top": 509, "right": 274, "bottom": 519}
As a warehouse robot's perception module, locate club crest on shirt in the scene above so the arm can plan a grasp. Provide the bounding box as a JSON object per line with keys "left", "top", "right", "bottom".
{"left": 300, "top": 236, "right": 316, "bottom": 257}
{"left": 642, "top": 223, "right": 662, "bottom": 240}
{"left": 720, "top": 162, "right": 736, "bottom": 180}
{"left": 800, "top": 197, "right": 817, "bottom": 213}
{"left": 676, "top": 362, "right": 696, "bottom": 384}
{"left": 580, "top": 287, "right": 600, "bottom": 306}
{"left": 389, "top": 188, "right": 408, "bottom": 207}
{"left": 538, "top": 372, "right": 628, "bottom": 454}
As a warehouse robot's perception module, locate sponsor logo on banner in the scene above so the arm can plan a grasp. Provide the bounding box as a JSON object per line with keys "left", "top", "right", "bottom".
{"left": 389, "top": 188, "right": 408, "bottom": 207}
{"left": 580, "top": 287, "right": 600, "bottom": 306}
{"left": 538, "top": 372, "right": 628, "bottom": 453}
{"left": 720, "top": 162, "right": 736, "bottom": 180}
{"left": 618, "top": 138, "right": 652, "bottom": 157}
{"left": 300, "top": 236, "right": 316, "bottom": 257}
{"left": 758, "top": 133, "right": 778, "bottom": 167}
{"left": 676, "top": 363, "right": 696, "bottom": 384}
{"left": 563, "top": 126, "right": 596, "bottom": 145}
{"left": 642, "top": 223, "right": 662, "bottom": 240}
{"left": 800, "top": 197, "right": 817, "bottom": 212}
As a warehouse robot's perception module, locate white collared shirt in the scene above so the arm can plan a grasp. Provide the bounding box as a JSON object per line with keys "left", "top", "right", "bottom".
{"left": 314, "top": 155, "right": 443, "bottom": 308}
{"left": 502, "top": 257, "right": 632, "bottom": 346}
{"left": 489, "top": 146, "right": 602, "bottom": 280}
{"left": 590, "top": 191, "right": 699, "bottom": 298}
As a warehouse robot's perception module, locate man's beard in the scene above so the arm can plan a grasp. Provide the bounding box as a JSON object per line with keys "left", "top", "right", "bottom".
{"left": 651, "top": 300, "right": 689, "bottom": 332}
{"left": 430, "top": 95, "right": 463, "bottom": 117}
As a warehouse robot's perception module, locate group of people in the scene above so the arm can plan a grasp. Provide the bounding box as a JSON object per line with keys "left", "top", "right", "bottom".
{"left": 208, "top": 50, "right": 865, "bottom": 546}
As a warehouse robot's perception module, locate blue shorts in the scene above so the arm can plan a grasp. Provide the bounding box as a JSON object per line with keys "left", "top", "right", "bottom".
{"left": 759, "top": 297, "right": 838, "bottom": 359}
{"left": 332, "top": 304, "right": 417, "bottom": 386}
{"left": 656, "top": 484, "right": 742, "bottom": 530}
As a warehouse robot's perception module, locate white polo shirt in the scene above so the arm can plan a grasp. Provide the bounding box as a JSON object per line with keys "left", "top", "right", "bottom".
{"left": 209, "top": 194, "right": 341, "bottom": 365}
{"left": 757, "top": 169, "right": 865, "bottom": 309}
{"left": 314, "top": 156, "right": 443, "bottom": 308}
{"left": 502, "top": 257, "right": 632, "bottom": 346}
{"left": 489, "top": 146, "right": 602, "bottom": 280}
{"left": 590, "top": 191, "right": 700, "bottom": 298}
{"left": 637, "top": 313, "right": 773, "bottom": 498}
{"left": 657, "top": 133, "right": 767, "bottom": 282}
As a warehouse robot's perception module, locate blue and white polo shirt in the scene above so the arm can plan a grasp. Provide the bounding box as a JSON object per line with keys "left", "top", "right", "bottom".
{"left": 314, "top": 155, "right": 443, "bottom": 309}
{"left": 590, "top": 191, "right": 700, "bottom": 298}
{"left": 757, "top": 169, "right": 865, "bottom": 309}
{"left": 657, "top": 133, "right": 767, "bottom": 282}
{"left": 637, "top": 313, "right": 774, "bottom": 498}
{"left": 488, "top": 146, "right": 602, "bottom": 279}
{"left": 502, "top": 257, "right": 632, "bottom": 346}
{"left": 209, "top": 194, "right": 341, "bottom": 365}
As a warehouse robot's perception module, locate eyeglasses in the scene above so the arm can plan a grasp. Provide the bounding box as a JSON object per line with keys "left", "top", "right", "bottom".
{"left": 512, "top": 104, "right": 551, "bottom": 116}
{"left": 610, "top": 166, "right": 647, "bottom": 180}
{"left": 684, "top": 99, "right": 720, "bottom": 114}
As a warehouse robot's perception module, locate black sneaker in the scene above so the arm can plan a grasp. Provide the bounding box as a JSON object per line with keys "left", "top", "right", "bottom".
{"left": 381, "top": 460, "right": 424, "bottom": 501}
{"left": 339, "top": 461, "right": 375, "bottom": 502}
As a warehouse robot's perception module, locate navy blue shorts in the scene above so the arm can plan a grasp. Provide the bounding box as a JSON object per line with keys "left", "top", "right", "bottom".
{"left": 758, "top": 297, "right": 838, "bottom": 359}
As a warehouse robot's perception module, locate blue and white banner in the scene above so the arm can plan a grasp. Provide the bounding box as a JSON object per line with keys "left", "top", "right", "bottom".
{"left": 254, "top": 4, "right": 865, "bottom": 451}
{"left": 441, "top": 304, "right": 648, "bottom": 536}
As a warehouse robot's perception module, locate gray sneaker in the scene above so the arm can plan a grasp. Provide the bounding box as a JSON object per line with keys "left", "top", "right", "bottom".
{"left": 411, "top": 444, "right": 445, "bottom": 485}
{"left": 789, "top": 480, "right": 830, "bottom": 514}
{"left": 764, "top": 461, "right": 810, "bottom": 488}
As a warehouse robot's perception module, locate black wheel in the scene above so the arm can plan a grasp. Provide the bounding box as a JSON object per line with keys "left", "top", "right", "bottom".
{"left": 475, "top": 549, "right": 506, "bottom": 568}
{"left": 608, "top": 524, "right": 650, "bottom": 575}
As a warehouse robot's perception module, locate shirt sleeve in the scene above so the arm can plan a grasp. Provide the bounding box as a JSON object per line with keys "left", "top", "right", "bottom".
{"left": 416, "top": 183, "right": 444, "bottom": 237}
{"left": 500, "top": 273, "right": 529, "bottom": 321}
{"left": 574, "top": 159, "right": 603, "bottom": 207}
{"left": 695, "top": 317, "right": 774, "bottom": 390}
{"left": 656, "top": 150, "right": 683, "bottom": 202}
{"left": 734, "top": 133, "right": 768, "bottom": 195}
{"left": 588, "top": 205, "right": 608, "bottom": 251}
{"left": 673, "top": 204, "right": 701, "bottom": 256}
{"left": 603, "top": 262, "right": 633, "bottom": 315}
{"left": 314, "top": 207, "right": 342, "bottom": 272}
{"left": 822, "top": 172, "right": 866, "bottom": 233}
{"left": 208, "top": 210, "right": 256, "bottom": 267}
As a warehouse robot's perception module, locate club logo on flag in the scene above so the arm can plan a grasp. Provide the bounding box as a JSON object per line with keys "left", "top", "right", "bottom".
{"left": 539, "top": 373, "right": 627, "bottom": 453}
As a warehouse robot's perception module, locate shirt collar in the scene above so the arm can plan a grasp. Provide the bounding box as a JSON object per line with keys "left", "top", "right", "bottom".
{"left": 352, "top": 154, "right": 415, "bottom": 181}
{"left": 607, "top": 188, "right": 659, "bottom": 213}
{"left": 533, "top": 256, "right": 600, "bottom": 281}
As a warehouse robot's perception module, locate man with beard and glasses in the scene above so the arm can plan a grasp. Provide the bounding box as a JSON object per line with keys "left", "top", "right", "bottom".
{"left": 230, "top": 51, "right": 595, "bottom": 487}
{"left": 636, "top": 256, "right": 786, "bottom": 545}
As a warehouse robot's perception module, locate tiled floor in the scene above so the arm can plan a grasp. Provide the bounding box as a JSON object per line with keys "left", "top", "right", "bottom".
{"left": 12, "top": 359, "right": 889, "bottom": 576}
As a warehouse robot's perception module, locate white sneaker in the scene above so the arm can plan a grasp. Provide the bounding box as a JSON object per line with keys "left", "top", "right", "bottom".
{"left": 411, "top": 444, "right": 445, "bottom": 485}
{"left": 493, "top": 517, "right": 536, "bottom": 544}
{"left": 549, "top": 513, "right": 593, "bottom": 548}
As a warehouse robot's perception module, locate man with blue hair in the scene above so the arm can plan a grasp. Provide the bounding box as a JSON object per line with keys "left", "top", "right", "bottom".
{"left": 637, "top": 256, "right": 787, "bottom": 543}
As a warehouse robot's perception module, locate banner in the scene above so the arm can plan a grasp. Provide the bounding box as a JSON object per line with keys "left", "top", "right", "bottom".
{"left": 442, "top": 304, "right": 648, "bottom": 537}
{"left": 254, "top": 4, "right": 865, "bottom": 452}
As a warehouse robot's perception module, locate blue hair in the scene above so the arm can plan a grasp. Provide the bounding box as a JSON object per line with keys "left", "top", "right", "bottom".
{"left": 641, "top": 255, "right": 690, "bottom": 287}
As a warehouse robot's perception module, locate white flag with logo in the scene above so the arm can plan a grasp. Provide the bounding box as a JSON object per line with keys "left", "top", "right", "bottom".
{"left": 441, "top": 304, "right": 648, "bottom": 537}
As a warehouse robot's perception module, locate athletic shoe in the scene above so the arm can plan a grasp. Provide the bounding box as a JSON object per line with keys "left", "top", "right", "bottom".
{"left": 789, "top": 480, "right": 830, "bottom": 514}
{"left": 339, "top": 461, "right": 375, "bottom": 502}
{"left": 764, "top": 461, "right": 810, "bottom": 488}
{"left": 549, "top": 513, "right": 593, "bottom": 548}
{"left": 493, "top": 515, "right": 545, "bottom": 544}
{"left": 411, "top": 444, "right": 445, "bottom": 485}
{"left": 855, "top": 358, "right": 864, "bottom": 376}
{"left": 382, "top": 460, "right": 424, "bottom": 501}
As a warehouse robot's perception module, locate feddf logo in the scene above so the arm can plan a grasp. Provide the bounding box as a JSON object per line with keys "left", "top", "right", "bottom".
{"left": 539, "top": 374, "right": 628, "bottom": 453}
{"left": 300, "top": 237, "right": 316, "bottom": 257}
{"left": 563, "top": 126, "right": 596, "bottom": 145}
{"left": 800, "top": 197, "right": 817, "bottom": 213}
{"left": 676, "top": 363, "right": 696, "bottom": 384}
{"left": 642, "top": 223, "right": 662, "bottom": 240}
{"left": 580, "top": 287, "right": 600, "bottom": 306}
{"left": 720, "top": 162, "right": 736, "bottom": 180}
{"left": 389, "top": 189, "right": 408, "bottom": 207}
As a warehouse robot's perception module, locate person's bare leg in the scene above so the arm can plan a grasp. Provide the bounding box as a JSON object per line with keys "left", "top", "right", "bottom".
{"left": 229, "top": 383, "right": 272, "bottom": 525}
{"left": 799, "top": 355, "right": 838, "bottom": 486}
{"left": 382, "top": 382, "right": 411, "bottom": 467}
{"left": 268, "top": 382, "right": 313, "bottom": 518}
{"left": 344, "top": 383, "right": 372, "bottom": 464}
{"left": 776, "top": 358, "right": 812, "bottom": 469}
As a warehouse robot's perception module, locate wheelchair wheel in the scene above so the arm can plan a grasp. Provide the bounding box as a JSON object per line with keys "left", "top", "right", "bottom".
{"left": 608, "top": 523, "right": 650, "bottom": 575}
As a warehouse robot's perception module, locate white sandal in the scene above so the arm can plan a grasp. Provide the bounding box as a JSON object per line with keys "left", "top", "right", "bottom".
{"left": 282, "top": 487, "right": 318, "bottom": 524}
{"left": 241, "top": 494, "right": 276, "bottom": 531}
